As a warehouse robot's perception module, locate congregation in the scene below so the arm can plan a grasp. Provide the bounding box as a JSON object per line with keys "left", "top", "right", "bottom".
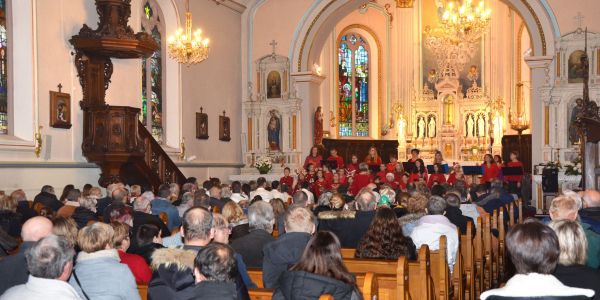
{"left": 0, "top": 146, "right": 598, "bottom": 299}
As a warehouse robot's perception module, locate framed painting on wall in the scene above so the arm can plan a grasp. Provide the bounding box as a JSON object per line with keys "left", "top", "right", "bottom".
{"left": 49, "top": 90, "right": 72, "bottom": 129}
{"left": 196, "top": 107, "right": 209, "bottom": 139}
{"left": 219, "top": 111, "right": 231, "bottom": 142}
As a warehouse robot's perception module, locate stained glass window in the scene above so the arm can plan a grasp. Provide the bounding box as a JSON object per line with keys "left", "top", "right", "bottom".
{"left": 337, "top": 33, "right": 369, "bottom": 137}
{"left": 141, "top": 1, "right": 164, "bottom": 143}
{"left": 0, "top": 0, "right": 8, "bottom": 135}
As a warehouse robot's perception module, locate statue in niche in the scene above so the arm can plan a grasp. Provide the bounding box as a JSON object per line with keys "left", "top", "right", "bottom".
{"left": 428, "top": 116, "right": 436, "bottom": 138}
{"left": 267, "top": 110, "right": 281, "bottom": 151}
{"left": 314, "top": 106, "right": 324, "bottom": 146}
{"left": 569, "top": 98, "right": 584, "bottom": 145}
{"left": 466, "top": 114, "right": 474, "bottom": 137}
{"left": 417, "top": 116, "right": 426, "bottom": 139}
{"left": 267, "top": 71, "right": 281, "bottom": 99}
{"left": 477, "top": 114, "right": 486, "bottom": 137}
{"left": 443, "top": 95, "right": 454, "bottom": 124}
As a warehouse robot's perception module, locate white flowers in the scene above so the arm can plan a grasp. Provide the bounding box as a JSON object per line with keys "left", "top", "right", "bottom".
{"left": 254, "top": 156, "right": 272, "bottom": 170}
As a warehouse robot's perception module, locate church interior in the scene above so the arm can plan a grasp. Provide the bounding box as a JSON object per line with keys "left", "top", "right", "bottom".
{"left": 1, "top": 0, "right": 600, "bottom": 299}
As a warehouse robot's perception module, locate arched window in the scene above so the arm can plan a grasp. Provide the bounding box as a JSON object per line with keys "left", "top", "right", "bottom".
{"left": 0, "top": 0, "right": 8, "bottom": 135}
{"left": 141, "top": 0, "right": 164, "bottom": 143}
{"left": 338, "top": 33, "right": 369, "bottom": 137}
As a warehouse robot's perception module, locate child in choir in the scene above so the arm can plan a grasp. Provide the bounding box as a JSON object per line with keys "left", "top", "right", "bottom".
{"left": 350, "top": 163, "right": 372, "bottom": 195}
{"left": 393, "top": 163, "right": 405, "bottom": 182}
{"left": 433, "top": 150, "right": 449, "bottom": 173}
{"left": 346, "top": 154, "right": 360, "bottom": 176}
{"left": 305, "top": 164, "right": 316, "bottom": 183}
{"left": 494, "top": 154, "right": 504, "bottom": 167}
{"left": 408, "top": 159, "right": 428, "bottom": 183}
{"left": 337, "top": 168, "right": 348, "bottom": 184}
{"left": 322, "top": 164, "right": 334, "bottom": 184}
{"left": 447, "top": 163, "right": 462, "bottom": 186}
{"left": 326, "top": 148, "right": 345, "bottom": 170}
{"left": 504, "top": 150, "right": 524, "bottom": 195}
{"left": 399, "top": 173, "right": 409, "bottom": 192}
{"left": 427, "top": 163, "right": 447, "bottom": 188}
{"left": 481, "top": 153, "right": 501, "bottom": 186}
{"left": 303, "top": 146, "right": 322, "bottom": 169}
{"left": 387, "top": 154, "right": 399, "bottom": 173}
{"left": 312, "top": 169, "right": 330, "bottom": 198}
{"left": 280, "top": 167, "right": 294, "bottom": 190}
{"left": 376, "top": 164, "right": 387, "bottom": 181}
{"left": 364, "top": 146, "right": 382, "bottom": 169}
{"left": 408, "top": 148, "right": 420, "bottom": 163}
{"left": 295, "top": 170, "right": 307, "bottom": 193}
{"left": 330, "top": 173, "right": 342, "bottom": 191}
{"left": 384, "top": 173, "right": 400, "bottom": 190}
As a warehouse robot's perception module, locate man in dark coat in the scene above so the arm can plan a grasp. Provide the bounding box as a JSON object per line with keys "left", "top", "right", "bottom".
{"left": 188, "top": 243, "right": 238, "bottom": 300}
{"left": 32, "top": 185, "right": 63, "bottom": 212}
{"left": 231, "top": 201, "right": 275, "bottom": 268}
{"left": 318, "top": 188, "right": 377, "bottom": 248}
{"left": 262, "top": 206, "right": 315, "bottom": 288}
{"left": 0, "top": 216, "right": 53, "bottom": 294}
{"left": 96, "top": 183, "right": 120, "bottom": 217}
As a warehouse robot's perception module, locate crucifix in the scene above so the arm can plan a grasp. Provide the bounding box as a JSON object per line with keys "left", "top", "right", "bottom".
{"left": 574, "top": 12, "right": 585, "bottom": 29}
{"left": 269, "top": 40, "right": 278, "bottom": 55}
{"left": 57, "top": 83, "right": 63, "bottom": 93}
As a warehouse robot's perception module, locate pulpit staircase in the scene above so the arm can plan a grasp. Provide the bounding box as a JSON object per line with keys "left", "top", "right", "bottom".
{"left": 70, "top": 0, "right": 185, "bottom": 190}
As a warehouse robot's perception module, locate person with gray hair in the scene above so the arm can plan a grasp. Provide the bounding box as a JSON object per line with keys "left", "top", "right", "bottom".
{"left": 262, "top": 206, "right": 315, "bottom": 288}
{"left": 410, "top": 195, "right": 459, "bottom": 272}
{"left": 0, "top": 235, "right": 80, "bottom": 300}
{"left": 231, "top": 201, "right": 275, "bottom": 268}
{"left": 177, "top": 192, "right": 195, "bottom": 217}
{"left": 318, "top": 187, "right": 378, "bottom": 248}
{"left": 444, "top": 191, "right": 475, "bottom": 235}
{"left": 71, "top": 196, "right": 98, "bottom": 229}
{"left": 33, "top": 185, "right": 63, "bottom": 213}
{"left": 129, "top": 190, "right": 169, "bottom": 250}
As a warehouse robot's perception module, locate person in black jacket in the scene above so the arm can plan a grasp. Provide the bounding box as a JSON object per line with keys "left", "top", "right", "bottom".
{"left": 0, "top": 193, "right": 22, "bottom": 238}
{"left": 231, "top": 201, "right": 275, "bottom": 268}
{"left": 132, "top": 191, "right": 170, "bottom": 239}
{"left": 550, "top": 220, "right": 600, "bottom": 299}
{"left": 148, "top": 207, "right": 249, "bottom": 300}
{"left": 131, "top": 223, "right": 164, "bottom": 265}
{"left": 274, "top": 231, "right": 361, "bottom": 300}
{"left": 188, "top": 243, "right": 238, "bottom": 300}
{"left": 33, "top": 185, "right": 63, "bottom": 213}
{"left": 445, "top": 191, "right": 475, "bottom": 236}
{"left": 12, "top": 190, "right": 36, "bottom": 224}
{"left": 0, "top": 216, "right": 53, "bottom": 295}
{"left": 71, "top": 196, "right": 98, "bottom": 229}
{"left": 318, "top": 188, "right": 377, "bottom": 248}
{"left": 262, "top": 205, "right": 315, "bottom": 288}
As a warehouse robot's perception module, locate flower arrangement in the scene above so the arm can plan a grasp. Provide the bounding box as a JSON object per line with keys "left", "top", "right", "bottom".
{"left": 564, "top": 156, "right": 582, "bottom": 176}
{"left": 254, "top": 156, "right": 272, "bottom": 174}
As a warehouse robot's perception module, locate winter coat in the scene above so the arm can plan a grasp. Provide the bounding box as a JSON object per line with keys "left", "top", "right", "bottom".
{"left": 273, "top": 270, "right": 361, "bottom": 300}
{"left": 262, "top": 232, "right": 311, "bottom": 288}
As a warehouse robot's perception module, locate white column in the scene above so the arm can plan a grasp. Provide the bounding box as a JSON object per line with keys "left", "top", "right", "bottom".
{"left": 291, "top": 72, "right": 325, "bottom": 156}
{"left": 525, "top": 56, "right": 553, "bottom": 169}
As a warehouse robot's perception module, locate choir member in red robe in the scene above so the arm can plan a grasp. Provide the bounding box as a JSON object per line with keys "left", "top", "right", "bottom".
{"left": 350, "top": 163, "right": 372, "bottom": 195}
{"left": 408, "top": 159, "right": 428, "bottom": 184}
{"left": 303, "top": 146, "right": 323, "bottom": 170}
{"left": 346, "top": 154, "right": 360, "bottom": 177}
{"left": 427, "top": 163, "right": 447, "bottom": 188}
{"left": 364, "top": 146, "right": 382, "bottom": 169}
{"left": 481, "top": 154, "right": 501, "bottom": 185}
{"left": 280, "top": 167, "right": 294, "bottom": 190}
{"left": 326, "top": 148, "right": 345, "bottom": 170}
{"left": 504, "top": 150, "right": 524, "bottom": 194}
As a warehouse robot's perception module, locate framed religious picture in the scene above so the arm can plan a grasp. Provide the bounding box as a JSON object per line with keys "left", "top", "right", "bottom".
{"left": 49, "top": 88, "right": 72, "bottom": 129}
{"left": 219, "top": 111, "right": 231, "bottom": 142}
{"left": 196, "top": 107, "right": 209, "bottom": 139}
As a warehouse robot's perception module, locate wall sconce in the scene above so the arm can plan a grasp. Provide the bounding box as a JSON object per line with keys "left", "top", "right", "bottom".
{"left": 313, "top": 63, "right": 322, "bottom": 76}
{"left": 34, "top": 125, "right": 43, "bottom": 158}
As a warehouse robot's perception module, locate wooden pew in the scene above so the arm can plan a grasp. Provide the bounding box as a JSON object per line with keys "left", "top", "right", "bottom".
{"left": 517, "top": 198, "right": 523, "bottom": 224}
{"left": 473, "top": 217, "right": 484, "bottom": 298}
{"left": 482, "top": 214, "right": 493, "bottom": 291}
{"left": 341, "top": 247, "right": 356, "bottom": 259}
{"left": 428, "top": 235, "right": 451, "bottom": 300}
{"left": 460, "top": 222, "right": 475, "bottom": 300}
{"left": 248, "top": 268, "right": 264, "bottom": 288}
{"left": 498, "top": 208, "right": 506, "bottom": 283}
{"left": 138, "top": 284, "right": 148, "bottom": 300}
{"left": 490, "top": 210, "right": 499, "bottom": 288}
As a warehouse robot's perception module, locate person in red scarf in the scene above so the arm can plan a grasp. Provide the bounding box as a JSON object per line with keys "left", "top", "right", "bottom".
{"left": 364, "top": 146, "right": 382, "bottom": 169}
{"left": 350, "top": 163, "right": 372, "bottom": 195}
{"left": 346, "top": 154, "right": 360, "bottom": 177}
{"left": 280, "top": 167, "right": 294, "bottom": 190}
{"left": 326, "top": 148, "right": 345, "bottom": 170}
{"left": 481, "top": 153, "right": 501, "bottom": 186}
{"left": 427, "top": 163, "right": 447, "bottom": 188}
{"left": 408, "top": 159, "right": 428, "bottom": 184}
{"left": 504, "top": 151, "right": 524, "bottom": 195}
{"left": 303, "top": 146, "right": 323, "bottom": 170}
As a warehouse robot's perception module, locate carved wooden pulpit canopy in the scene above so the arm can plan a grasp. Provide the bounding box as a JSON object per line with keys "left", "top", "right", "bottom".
{"left": 70, "top": 0, "right": 185, "bottom": 189}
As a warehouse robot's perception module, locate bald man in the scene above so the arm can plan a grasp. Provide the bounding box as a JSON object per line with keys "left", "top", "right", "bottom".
{"left": 580, "top": 189, "right": 600, "bottom": 233}
{"left": 0, "top": 217, "right": 53, "bottom": 294}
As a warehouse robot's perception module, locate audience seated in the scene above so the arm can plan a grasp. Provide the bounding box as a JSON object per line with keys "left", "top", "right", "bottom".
{"left": 132, "top": 191, "right": 170, "bottom": 239}
{"left": 221, "top": 201, "right": 249, "bottom": 240}
{"left": 71, "top": 196, "right": 97, "bottom": 229}
{"left": 355, "top": 206, "right": 416, "bottom": 260}
{"left": 0, "top": 235, "right": 79, "bottom": 300}
{"left": 131, "top": 223, "right": 164, "bottom": 265}
{"left": 398, "top": 193, "right": 428, "bottom": 236}
{"left": 444, "top": 190, "right": 475, "bottom": 235}
{"left": 149, "top": 207, "right": 249, "bottom": 300}
{"left": 0, "top": 216, "right": 53, "bottom": 294}
{"left": 212, "top": 213, "right": 255, "bottom": 289}
{"left": 549, "top": 220, "right": 600, "bottom": 299}
{"left": 189, "top": 243, "right": 239, "bottom": 300}
{"left": 410, "top": 195, "right": 459, "bottom": 271}
{"left": 318, "top": 188, "right": 377, "bottom": 248}
{"left": 549, "top": 195, "right": 600, "bottom": 268}
{"left": 273, "top": 231, "right": 361, "bottom": 299}
{"left": 207, "top": 182, "right": 226, "bottom": 210}
{"left": 56, "top": 189, "right": 80, "bottom": 218}
{"left": 263, "top": 205, "right": 315, "bottom": 288}
{"left": 68, "top": 222, "right": 140, "bottom": 300}
{"left": 250, "top": 177, "right": 273, "bottom": 202}
{"left": 102, "top": 187, "right": 130, "bottom": 222}
{"left": 95, "top": 183, "right": 119, "bottom": 216}
{"left": 51, "top": 217, "right": 78, "bottom": 249}
{"left": 177, "top": 192, "right": 194, "bottom": 218}
{"left": 480, "top": 220, "right": 595, "bottom": 299}
{"left": 110, "top": 222, "right": 152, "bottom": 284}
{"left": 0, "top": 192, "right": 22, "bottom": 238}
{"left": 150, "top": 184, "right": 181, "bottom": 231}
{"left": 580, "top": 190, "right": 600, "bottom": 232}
{"left": 33, "top": 185, "right": 63, "bottom": 213}
{"left": 231, "top": 201, "right": 275, "bottom": 268}
{"left": 13, "top": 190, "right": 36, "bottom": 224}
{"left": 230, "top": 181, "right": 249, "bottom": 204}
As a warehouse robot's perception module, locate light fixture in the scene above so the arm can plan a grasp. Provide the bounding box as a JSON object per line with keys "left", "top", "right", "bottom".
{"left": 167, "top": 0, "right": 210, "bottom": 65}
{"left": 438, "top": 0, "right": 491, "bottom": 44}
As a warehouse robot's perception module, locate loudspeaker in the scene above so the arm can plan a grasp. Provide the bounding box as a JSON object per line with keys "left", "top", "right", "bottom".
{"left": 542, "top": 168, "right": 559, "bottom": 193}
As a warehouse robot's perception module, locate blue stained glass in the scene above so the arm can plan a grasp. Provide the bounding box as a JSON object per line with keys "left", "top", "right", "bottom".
{"left": 141, "top": 2, "right": 163, "bottom": 142}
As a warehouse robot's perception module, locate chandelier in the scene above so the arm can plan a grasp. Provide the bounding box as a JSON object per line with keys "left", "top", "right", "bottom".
{"left": 167, "top": 0, "right": 210, "bottom": 65}
{"left": 438, "top": 0, "right": 491, "bottom": 44}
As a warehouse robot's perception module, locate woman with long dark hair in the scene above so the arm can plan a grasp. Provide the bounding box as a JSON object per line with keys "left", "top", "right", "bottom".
{"left": 355, "top": 207, "right": 416, "bottom": 260}
{"left": 274, "top": 231, "right": 360, "bottom": 300}
{"left": 481, "top": 153, "right": 501, "bottom": 185}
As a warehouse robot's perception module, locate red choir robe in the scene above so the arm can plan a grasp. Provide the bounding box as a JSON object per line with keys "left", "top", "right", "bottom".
{"left": 504, "top": 161, "right": 524, "bottom": 183}
{"left": 481, "top": 163, "right": 501, "bottom": 184}
{"left": 427, "top": 173, "right": 447, "bottom": 188}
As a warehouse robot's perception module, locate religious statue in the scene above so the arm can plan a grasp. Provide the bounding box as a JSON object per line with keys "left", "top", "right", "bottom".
{"left": 268, "top": 110, "right": 281, "bottom": 151}
{"left": 428, "top": 116, "right": 436, "bottom": 138}
{"left": 314, "top": 106, "right": 324, "bottom": 146}
{"left": 477, "top": 115, "right": 486, "bottom": 137}
{"left": 569, "top": 98, "right": 584, "bottom": 144}
{"left": 443, "top": 95, "right": 454, "bottom": 124}
{"left": 247, "top": 81, "right": 254, "bottom": 101}
{"left": 466, "top": 114, "right": 474, "bottom": 137}
{"left": 417, "top": 116, "right": 426, "bottom": 139}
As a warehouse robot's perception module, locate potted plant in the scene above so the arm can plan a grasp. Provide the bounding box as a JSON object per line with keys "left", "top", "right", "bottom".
{"left": 254, "top": 156, "right": 272, "bottom": 174}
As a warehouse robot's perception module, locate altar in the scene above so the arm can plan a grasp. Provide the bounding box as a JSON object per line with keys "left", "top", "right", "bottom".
{"left": 532, "top": 174, "right": 582, "bottom": 213}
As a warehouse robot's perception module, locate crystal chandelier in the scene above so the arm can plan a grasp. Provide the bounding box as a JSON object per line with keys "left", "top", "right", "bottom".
{"left": 438, "top": 0, "right": 491, "bottom": 44}
{"left": 167, "top": 0, "right": 210, "bottom": 65}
